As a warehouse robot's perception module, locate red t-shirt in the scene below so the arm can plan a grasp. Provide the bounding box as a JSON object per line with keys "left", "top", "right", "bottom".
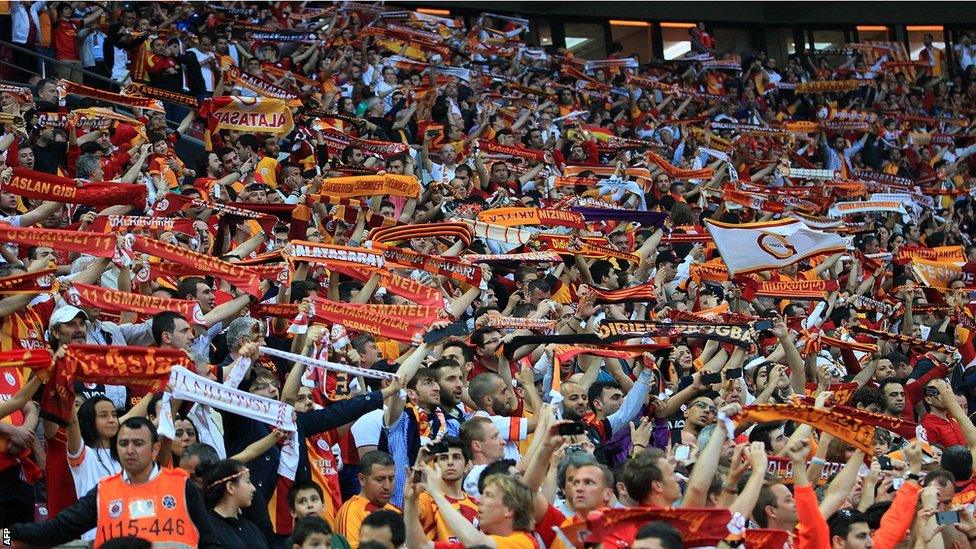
{"left": 921, "top": 414, "right": 966, "bottom": 447}
{"left": 53, "top": 19, "right": 80, "bottom": 60}
{"left": 534, "top": 504, "right": 566, "bottom": 548}
{"left": 44, "top": 428, "right": 77, "bottom": 516}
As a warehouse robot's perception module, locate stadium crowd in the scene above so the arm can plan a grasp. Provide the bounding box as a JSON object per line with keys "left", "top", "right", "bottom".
{"left": 0, "top": 1, "right": 976, "bottom": 548}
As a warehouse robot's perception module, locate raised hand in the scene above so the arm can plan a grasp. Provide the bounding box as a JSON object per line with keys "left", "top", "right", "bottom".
{"left": 745, "top": 441, "right": 769, "bottom": 472}
{"left": 629, "top": 416, "right": 653, "bottom": 451}
{"left": 786, "top": 439, "right": 809, "bottom": 465}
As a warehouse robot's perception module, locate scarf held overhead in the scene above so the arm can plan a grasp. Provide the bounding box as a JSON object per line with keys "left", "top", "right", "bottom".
{"left": 477, "top": 207, "right": 585, "bottom": 229}
{"left": 42, "top": 344, "right": 193, "bottom": 424}
{"left": 59, "top": 79, "right": 165, "bottom": 112}
{"left": 315, "top": 174, "right": 420, "bottom": 199}
{"left": 4, "top": 168, "right": 147, "bottom": 207}
{"left": 168, "top": 366, "right": 297, "bottom": 431}
{"left": 200, "top": 96, "right": 295, "bottom": 148}
{"left": 705, "top": 218, "right": 847, "bottom": 276}
{"left": 309, "top": 297, "right": 440, "bottom": 342}
{"left": 382, "top": 247, "right": 485, "bottom": 289}
{"left": 132, "top": 237, "right": 263, "bottom": 297}
{"left": 0, "top": 226, "right": 116, "bottom": 257}
{"left": 65, "top": 283, "right": 206, "bottom": 325}
{"left": 0, "top": 268, "right": 58, "bottom": 295}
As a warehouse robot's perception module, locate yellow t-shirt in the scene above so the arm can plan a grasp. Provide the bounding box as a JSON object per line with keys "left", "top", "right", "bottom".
{"left": 417, "top": 491, "right": 480, "bottom": 542}
{"left": 334, "top": 494, "right": 400, "bottom": 549}
{"left": 254, "top": 156, "right": 279, "bottom": 188}
{"left": 491, "top": 532, "right": 539, "bottom": 549}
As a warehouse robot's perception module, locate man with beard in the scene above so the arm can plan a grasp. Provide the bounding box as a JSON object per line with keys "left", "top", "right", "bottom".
{"left": 48, "top": 305, "right": 88, "bottom": 349}
{"left": 429, "top": 358, "right": 467, "bottom": 424}
{"left": 467, "top": 372, "right": 540, "bottom": 461}
{"left": 559, "top": 381, "right": 588, "bottom": 421}
{"left": 382, "top": 367, "right": 460, "bottom": 507}
{"left": 415, "top": 437, "right": 479, "bottom": 541}
{"left": 681, "top": 395, "right": 716, "bottom": 446}
{"left": 582, "top": 370, "right": 654, "bottom": 449}
{"left": 880, "top": 378, "right": 907, "bottom": 419}
{"left": 821, "top": 133, "right": 868, "bottom": 176}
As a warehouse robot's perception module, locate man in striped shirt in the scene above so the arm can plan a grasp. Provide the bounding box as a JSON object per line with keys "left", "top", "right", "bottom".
{"left": 334, "top": 450, "right": 399, "bottom": 549}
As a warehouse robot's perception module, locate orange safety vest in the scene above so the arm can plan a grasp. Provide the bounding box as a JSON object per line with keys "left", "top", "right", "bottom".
{"left": 95, "top": 467, "right": 199, "bottom": 549}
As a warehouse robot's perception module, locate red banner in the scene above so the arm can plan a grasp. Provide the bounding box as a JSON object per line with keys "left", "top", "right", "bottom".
{"left": 43, "top": 344, "right": 193, "bottom": 424}
{"left": 132, "top": 238, "right": 263, "bottom": 297}
{"left": 0, "top": 226, "right": 115, "bottom": 257}
{"left": 310, "top": 297, "right": 442, "bottom": 342}
{"left": 580, "top": 282, "right": 656, "bottom": 304}
{"left": 533, "top": 234, "right": 639, "bottom": 263}
{"left": 223, "top": 67, "right": 302, "bottom": 107}
{"left": 62, "top": 345, "right": 191, "bottom": 386}
{"left": 476, "top": 139, "right": 545, "bottom": 161}
{"left": 0, "top": 268, "right": 58, "bottom": 295}
{"left": 287, "top": 240, "right": 386, "bottom": 269}
{"left": 895, "top": 245, "right": 966, "bottom": 264}
{"left": 249, "top": 302, "right": 300, "bottom": 319}
{"left": 368, "top": 222, "right": 472, "bottom": 248}
{"left": 739, "top": 278, "right": 839, "bottom": 300}
{"left": 60, "top": 79, "right": 165, "bottom": 112}
{"left": 4, "top": 168, "right": 147, "bottom": 207}
{"left": 315, "top": 173, "right": 421, "bottom": 199}
{"left": 66, "top": 283, "right": 205, "bottom": 325}
{"left": 801, "top": 382, "right": 859, "bottom": 406}
{"left": 646, "top": 150, "right": 714, "bottom": 180}
{"left": 327, "top": 263, "right": 442, "bottom": 306}
{"left": 123, "top": 82, "right": 200, "bottom": 109}
{"left": 382, "top": 247, "right": 484, "bottom": 288}
{"left": 850, "top": 325, "right": 956, "bottom": 354}
{"left": 319, "top": 127, "right": 408, "bottom": 159}
{"left": 0, "top": 348, "right": 53, "bottom": 370}
{"left": 92, "top": 215, "right": 197, "bottom": 235}
{"left": 477, "top": 207, "right": 586, "bottom": 229}
{"left": 200, "top": 96, "right": 295, "bottom": 146}
{"left": 736, "top": 403, "right": 924, "bottom": 454}
{"left": 152, "top": 194, "right": 277, "bottom": 234}
{"left": 744, "top": 529, "right": 791, "bottom": 549}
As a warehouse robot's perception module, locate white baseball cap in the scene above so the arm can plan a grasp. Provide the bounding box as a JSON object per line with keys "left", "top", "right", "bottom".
{"left": 49, "top": 305, "right": 88, "bottom": 329}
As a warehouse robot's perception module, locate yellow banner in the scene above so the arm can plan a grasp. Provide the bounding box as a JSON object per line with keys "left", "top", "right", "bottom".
{"left": 911, "top": 257, "right": 974, "bottom": 288}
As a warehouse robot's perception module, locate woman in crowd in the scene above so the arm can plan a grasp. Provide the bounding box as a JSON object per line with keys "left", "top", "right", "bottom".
{"left": 203, "top": 459, "right": 270, "bottom": 549}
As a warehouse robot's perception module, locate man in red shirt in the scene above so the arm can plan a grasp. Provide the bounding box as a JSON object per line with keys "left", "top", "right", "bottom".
{"left": 922, "top": 379, "right": 968, "bottom": 447}
{"left": 53, "top": 4, "right": 103, "bottom": 82}
{"left": 468, "top": 328, "right": 506, "bottom": 380}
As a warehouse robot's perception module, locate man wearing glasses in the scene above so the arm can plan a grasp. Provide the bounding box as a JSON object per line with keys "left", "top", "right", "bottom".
{"left": 680, "top": 395, "right": 716, "bottom": 446}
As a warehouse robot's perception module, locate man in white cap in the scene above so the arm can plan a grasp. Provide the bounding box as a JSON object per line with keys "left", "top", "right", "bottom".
{"left": 49, "top": 304, "right": 127, "bottom": 409}
{"left": 48, "top": 305, "right": 89, "bottom": 349}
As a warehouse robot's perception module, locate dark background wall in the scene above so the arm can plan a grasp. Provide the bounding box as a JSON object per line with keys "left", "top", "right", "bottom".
{"left": 392, "top": 2, "right": 976, "bottom": 25}
{"left": 389, "top": 2, "right": 976, "bottom": 66}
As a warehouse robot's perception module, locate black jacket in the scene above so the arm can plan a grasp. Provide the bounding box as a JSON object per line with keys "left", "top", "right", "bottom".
{"left": 10, "top": 476, "right": 221, "bottom": 548}
{"left": 208, "top": 509, "right": 270, "bottom": 549}
{"left": 221, "top": 390, "right": 385, "bottom": 502}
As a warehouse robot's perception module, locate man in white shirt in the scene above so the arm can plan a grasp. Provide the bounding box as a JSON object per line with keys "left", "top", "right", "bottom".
{"left": 187, "top": 34, "right": 219, "bottom": 96}
{"left": 956, "top": 34, "right": 975, "bottom": 72}
{"left": 458, "top": 416, "right": 506, "bottom": 498}
{"left": 9, "top": 0, "right": 46, "bottom": 81}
